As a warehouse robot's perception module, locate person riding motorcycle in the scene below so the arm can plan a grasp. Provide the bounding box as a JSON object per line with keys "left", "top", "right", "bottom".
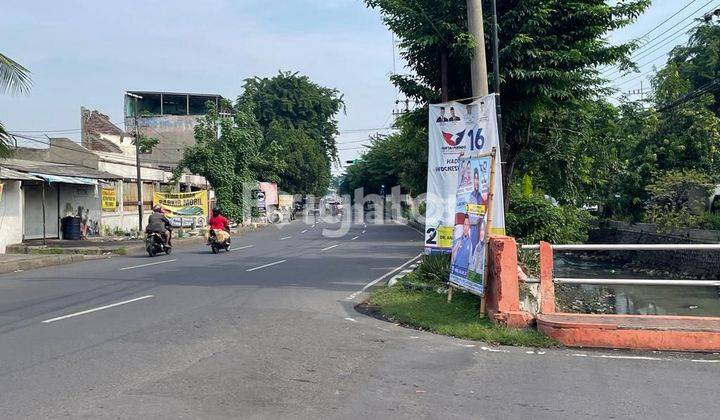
{"left": 208, "top": 207, "right": 230, "bottom": 244}
{"left": 146, "top": 205, "right": 173, "bottom": 247}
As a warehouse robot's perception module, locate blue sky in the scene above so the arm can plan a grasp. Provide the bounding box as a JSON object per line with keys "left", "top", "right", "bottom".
{"left": 1, "top": 0, "right": 716, "bottom": 172}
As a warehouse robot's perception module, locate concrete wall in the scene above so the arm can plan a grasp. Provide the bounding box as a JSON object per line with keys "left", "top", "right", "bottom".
{"left": 126, "top": 115, "right": 201, "bottom": 168}
{"left": 591, "top": 221, "right": 720, "bottom": 277}
{"left": 0, "top": 181, "right": 24, "bottom": 252}
{"left": 58, "top": 183, "right": 101, "bottom": 237}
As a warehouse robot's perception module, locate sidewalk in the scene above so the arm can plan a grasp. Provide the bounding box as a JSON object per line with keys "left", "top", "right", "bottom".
{"left": 1, "top": 225, "right": 264, "bottom": 275}
{"left": 0, "top": 254, "right": 86, "bottom": 275}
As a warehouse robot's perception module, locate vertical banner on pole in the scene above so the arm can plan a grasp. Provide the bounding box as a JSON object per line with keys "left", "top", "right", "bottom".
{"left": 425, "top": 94, "right": 505, "bottom": 254}
{"left": 449, "top": 154, "right": 492, "bottom": 295}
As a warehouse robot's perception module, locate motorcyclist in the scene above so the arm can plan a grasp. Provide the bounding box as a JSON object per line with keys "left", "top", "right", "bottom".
{"left": 208, "top": 207, "right": 230, "bottom": 244}
{"left": 146, "top": 205, "right": 173, "bottom": 247}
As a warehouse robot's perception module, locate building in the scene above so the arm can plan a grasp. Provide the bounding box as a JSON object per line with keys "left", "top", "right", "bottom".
{"left": 0, "top": 157, "right": 120, "bottom": 251}
{"left": 81, "top": 109, "right": 212, "bottom": 231}
{"left": 123, "top": 91, "right": 226, "bottom": 169}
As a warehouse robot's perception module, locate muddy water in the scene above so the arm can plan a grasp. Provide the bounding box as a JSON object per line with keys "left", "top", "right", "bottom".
{"left": 554, "top": 254, "right": 720, "bottom": 317}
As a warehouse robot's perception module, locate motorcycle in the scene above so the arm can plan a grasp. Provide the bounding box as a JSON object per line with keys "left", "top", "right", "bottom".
{"left": 145, "top": 232, "right": 172, "bottom": 257}
{"left": 208, "top": 229, "right": 231, "bottom": 254}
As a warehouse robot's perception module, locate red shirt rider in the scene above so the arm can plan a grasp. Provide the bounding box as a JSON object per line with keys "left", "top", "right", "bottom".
{"left": 208, "top": 213, "right": 230, "bottom": 231}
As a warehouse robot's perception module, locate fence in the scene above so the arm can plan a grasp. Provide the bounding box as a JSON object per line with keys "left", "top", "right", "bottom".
{"left": 520, "top": 243, "right": 720, "bottom": 287}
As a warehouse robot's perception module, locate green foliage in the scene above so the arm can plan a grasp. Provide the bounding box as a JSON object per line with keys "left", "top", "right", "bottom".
{"left": 644, "top": 170, "right": 714, "bottom": 231}
{"left": 365, "top": 0, "right": 650, "bottom": 191}
{"left": 506, "top": 188, "right": 594, "bottom": 244}
{"left": 368, "top": 286, "right": 557, "bottom": 347}
{"left": 700, "top": 212, "right": 720, "bottom": 231}
{"left": 414, "top": 253, "right": 451, "bottom": 286}
{"left": 1, "top": 52, "right": 31, "bottom": 158}
{"left": 134, "top": 135, "right": 159, "bottom": 154}
{"left": 238, "top": 70, "right": 344, "bottom": 161}
{"left": 266, "top": 121, "right": 329, "bottom": 197}
{"left": 339, "top": 109, "right": 427, "bottom": 196}
{"left": 237, "top": 71, "right": 342, "bottom": 195}
{"left": 520, "top": 174, "right": 533, "bottom": 198}
{"left": 175, "top": 100, "right": 263, "bottom": 220}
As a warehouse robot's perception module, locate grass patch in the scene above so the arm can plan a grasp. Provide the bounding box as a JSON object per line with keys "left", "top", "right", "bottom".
{"left": 29, "top": 248, "right": 65, "bottom": 255}
{"left": 366, "top": 285, "right": 557, "bottom": 347}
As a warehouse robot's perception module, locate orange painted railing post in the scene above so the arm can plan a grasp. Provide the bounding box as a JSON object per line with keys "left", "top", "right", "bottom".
{"left": 539, "top": 241, "right": 555, "bottom": 314}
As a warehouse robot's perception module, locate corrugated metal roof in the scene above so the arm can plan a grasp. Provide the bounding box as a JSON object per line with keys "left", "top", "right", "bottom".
{"left": 0, "top": 158, "right": 121, "bottom": 180}
{"left": 0, "top": 167, "right": 41, "bottom": 181}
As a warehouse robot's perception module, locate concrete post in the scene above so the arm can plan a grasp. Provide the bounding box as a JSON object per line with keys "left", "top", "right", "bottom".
{"left": 539, "top": 241, "right": 555, "bottom": 314}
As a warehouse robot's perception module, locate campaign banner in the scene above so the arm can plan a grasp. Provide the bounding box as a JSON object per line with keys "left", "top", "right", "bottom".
{"left": 449, "top": 156, "right": 490, "bottom": 296}
{"left": 153, "top": 191, "right": 208, "bottom": 228}
{"left": 424, "top": 94, "right": 504, "bottom": 253}
{"left": 101, "top": 188, "right": 117, "bottom": 212}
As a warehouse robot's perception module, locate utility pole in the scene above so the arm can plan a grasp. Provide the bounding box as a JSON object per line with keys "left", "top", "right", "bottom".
{"left": 490, "top": 0, "right": 504, "bottom": 148}
{"left": 126, "top": 92, "right": 144, "bottom": 232}
{"left": 467, "top": 0, "right": 489, "bottom": 97}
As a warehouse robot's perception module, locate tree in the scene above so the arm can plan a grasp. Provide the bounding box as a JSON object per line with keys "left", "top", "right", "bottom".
{"left": 238, "top": 71, "right": 345, "bottom": 161}
{"left": 266, "top": 121, "right": 329, "bottom": 197}
{"left": 0, "top": 52, "right": 32, "bottom": 157}
{"left": 175, "top": 100, "right": 272, "bottom": 220}
{"left": 237, "top": 71, "right": 344, "bottom": 195}
{"left": 364, "top": 0, "right": 650, "bottom": 194}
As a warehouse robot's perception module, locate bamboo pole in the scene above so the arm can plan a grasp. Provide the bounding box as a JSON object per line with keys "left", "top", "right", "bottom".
{"left": 479, "top": 147, "right": 498, "bottom": 317}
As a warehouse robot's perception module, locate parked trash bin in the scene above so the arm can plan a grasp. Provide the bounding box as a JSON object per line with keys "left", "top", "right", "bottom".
{"left": 61, "top": 216, "right": 82, "bottom": 240}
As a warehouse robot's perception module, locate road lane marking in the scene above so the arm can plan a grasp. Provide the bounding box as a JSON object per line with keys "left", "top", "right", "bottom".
{"left": 42, "top": 295, "right": 154, "bottom": 324}
{"left": 246, "top": 259, "right": 287, "bottom": 272}
{"left": 119, "top": 259, "right": 177, "bottom": 271}
{"left": 321, "top": 244, "right": 339, "bottom": 251}
{"left": 301, "top": 229, "right": 308, "bottom": 233}
{"left": 692, "top": 359, "right": 720, "bottom": 363}
{"left": 344, "top": 317, "right": 358, "bottom": 322}
{"left": 345, "top": 253, "right": 423, "bottom": 301}
{"left": 351, "top": 236, "right": 359, "bottom": 241}
{"left": 280, "top": 236, "right": 293, "bottom": 240}
{"left": 230, "top": 245, "right": 254, "bottom": 251}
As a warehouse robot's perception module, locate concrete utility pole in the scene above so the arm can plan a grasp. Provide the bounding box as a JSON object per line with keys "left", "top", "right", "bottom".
{"left": 467, "top": 0, "right": 489, "bottom": 97}
{"left": 126, "top": 92, "right": 144, "bottom": 232}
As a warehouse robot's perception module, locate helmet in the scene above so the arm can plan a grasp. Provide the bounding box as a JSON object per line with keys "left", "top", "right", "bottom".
{"left": 212, "top": 206, "right": 221, "bottom": 215}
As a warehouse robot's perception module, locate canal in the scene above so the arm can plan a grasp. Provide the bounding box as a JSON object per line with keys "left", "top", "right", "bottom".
{"left": 554, "top": 254, "right": 720, "bottom": 317}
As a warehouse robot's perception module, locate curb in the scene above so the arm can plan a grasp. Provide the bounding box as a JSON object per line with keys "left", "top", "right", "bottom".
{"left": 0, "top": 225, "right": 267, "bottom": 275}
{"left": 0, "top": 254, "right": 85, "bottom": 275}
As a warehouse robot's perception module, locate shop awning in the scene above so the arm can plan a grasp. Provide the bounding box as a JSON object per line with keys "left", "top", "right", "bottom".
{"left": 0, "top": 167, "right": 41, "bottom": 181}
{"left": 29, "top": 173, "right": 98, "bottom": 185}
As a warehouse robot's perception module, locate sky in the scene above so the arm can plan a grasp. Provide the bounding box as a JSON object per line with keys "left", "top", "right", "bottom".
{"left": 1, "top": 0, "right": 717, "bottom": 174}
{"left": 0, "top": 0, "right": 399, "bottom": 173}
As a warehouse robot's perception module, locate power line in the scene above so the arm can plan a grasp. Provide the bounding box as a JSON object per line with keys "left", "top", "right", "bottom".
{"left": 603, "top": 0, "right": 718, "bottom": 76}
{"left": 656, "top": 77, "right": 720, "bottom": 112}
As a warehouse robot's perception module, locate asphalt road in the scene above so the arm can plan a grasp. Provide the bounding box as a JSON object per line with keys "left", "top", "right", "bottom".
{"left": 0, "top": 214, "right": 718, "bottom": 419}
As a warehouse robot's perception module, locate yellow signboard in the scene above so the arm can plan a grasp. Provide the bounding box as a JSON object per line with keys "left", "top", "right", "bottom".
{"left": 101, "top": 187, "right": 117, "bottom": 212}
{"left": 437, "top": 225, "right": 454, "bottom": 249}
{"left": 153, "top": 191, "right": 209, "bottom": 227}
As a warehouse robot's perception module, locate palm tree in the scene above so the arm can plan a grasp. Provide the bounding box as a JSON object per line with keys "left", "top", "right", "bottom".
{"left": 0, "top": 52, "right": 32, "bottom": 157}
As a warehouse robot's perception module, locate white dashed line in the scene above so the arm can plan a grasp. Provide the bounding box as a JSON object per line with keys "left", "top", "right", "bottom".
{"left": 321, "top": 244, "right": 339, "bottom": 251}
{"left": 344, "top": 317, "right": 358, "bottom": 323}
{"left": 280, "top": 236, "right": 292, "bottom": 240}
{"left": 692, "top": 359, "right": 720, "bottom": 363}
{"left": 351, "top": 236, "right": 359, "bottom": 241}
{"left": 230, "top": 245, "right": 254, "bottom": 251}
{"left": 301, "top": 229, "right": 308, "bottom": 233}
{"left": 42, "top": 295, "right": 154, "bottom": 323}
{"left": 119, "top": 259, "right": 177, "bottom": 271}
{"left": 345, "top": 253, "right": 423, "bottom": 301}
{"left": 246, "top": 259, "right": 287, "bottom": 272}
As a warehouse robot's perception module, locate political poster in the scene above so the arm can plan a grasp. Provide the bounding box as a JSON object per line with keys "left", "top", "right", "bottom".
{"left": 153, "top": 191, "right": 208, "bottom": 227}
{"left": 424, "top": 94, "right": 504, "bottom": 253}
{"left": 449, "top": 155, "right": 491, "bottom": 296}
{"left": 101, "top": 187, "right": 117, "bottom": 212}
